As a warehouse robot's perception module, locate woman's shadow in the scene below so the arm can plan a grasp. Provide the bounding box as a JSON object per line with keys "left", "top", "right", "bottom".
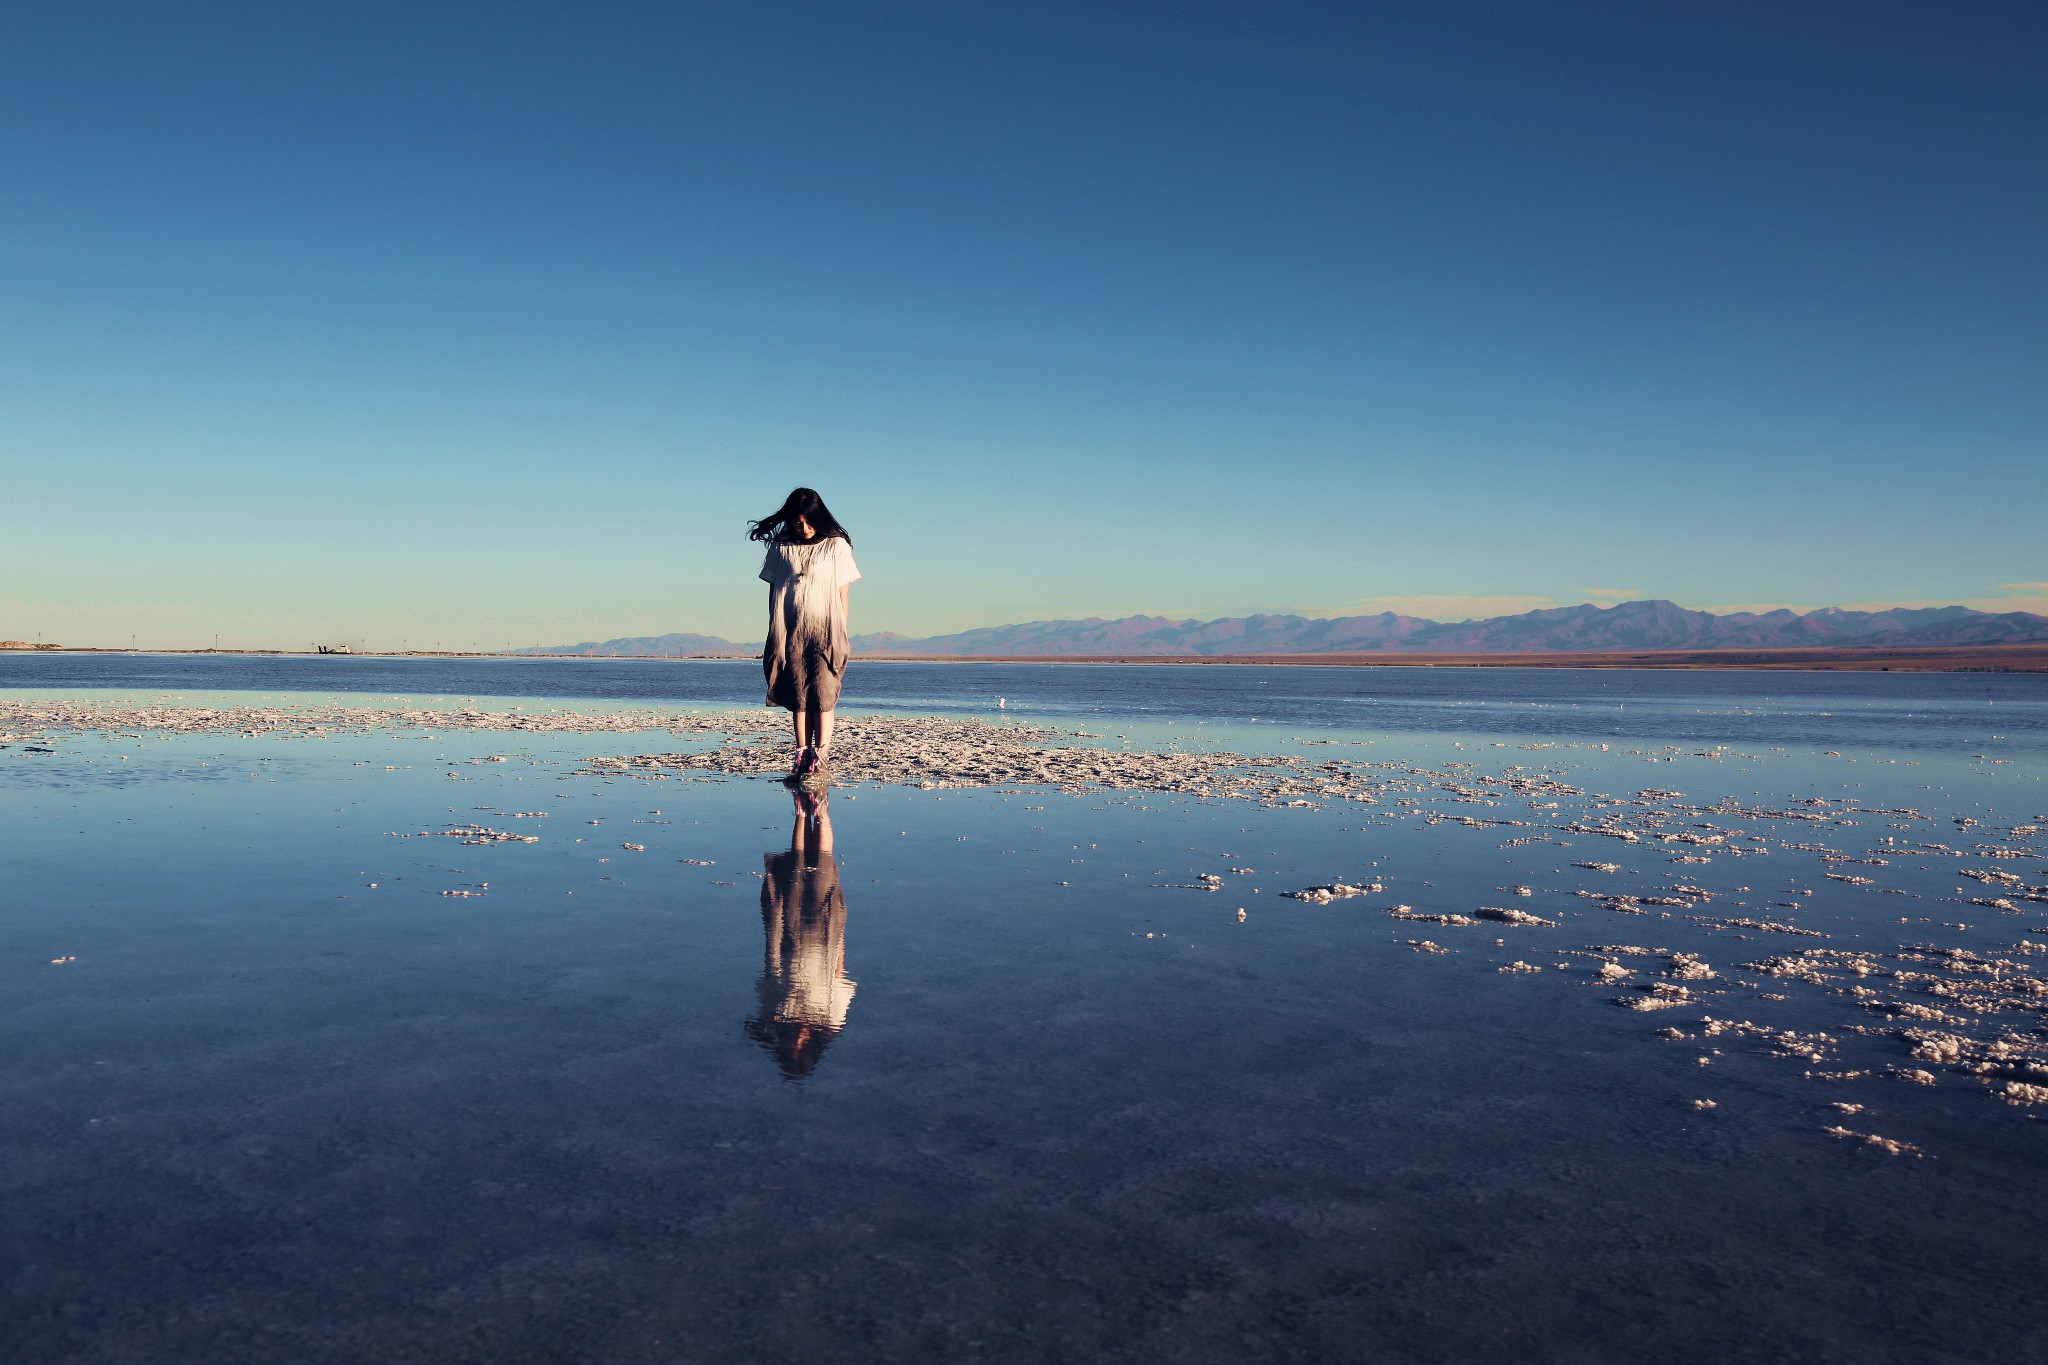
{"left": 745, "top": 789, "right": 856, "bottom": 1080}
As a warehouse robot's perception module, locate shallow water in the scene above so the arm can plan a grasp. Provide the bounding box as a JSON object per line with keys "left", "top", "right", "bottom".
{"left": 2, "top": 659, "right": 2044, "bottom": 1363}
{"left": 6, "top": 650, "right": 2046, "bottom": 756}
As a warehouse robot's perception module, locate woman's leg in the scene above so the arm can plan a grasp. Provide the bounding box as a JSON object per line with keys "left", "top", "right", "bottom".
{"left": 816, "top": 707, "right": 835, "bottom": 759}
{"left": 790, "top": 707, "right": 809, "bottom": 757}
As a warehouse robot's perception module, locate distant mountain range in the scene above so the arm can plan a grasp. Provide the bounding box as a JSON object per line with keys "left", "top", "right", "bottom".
{"left": 514, "top": 632, "right": 751, "bottom": 658}
{"left": 517, "top": 601, "right": 2048, "bottom": 658}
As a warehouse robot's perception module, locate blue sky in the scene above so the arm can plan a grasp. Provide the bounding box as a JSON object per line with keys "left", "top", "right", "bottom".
{"left": 3, "top": 1, "right": 2043, "bottom": 649}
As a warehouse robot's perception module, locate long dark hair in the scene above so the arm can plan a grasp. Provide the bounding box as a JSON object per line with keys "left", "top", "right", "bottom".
{"left": 748, "top": 487, "right": 851, "bottom": 545}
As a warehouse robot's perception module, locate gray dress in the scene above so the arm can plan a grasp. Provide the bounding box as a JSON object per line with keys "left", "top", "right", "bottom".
{"left": 760, "top": 536, "right": 861, "bottom": 713}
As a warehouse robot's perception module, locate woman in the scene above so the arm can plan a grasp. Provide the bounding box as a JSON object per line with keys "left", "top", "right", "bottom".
{"left": 750, "top": 487, "right": 860, "bottom": 780}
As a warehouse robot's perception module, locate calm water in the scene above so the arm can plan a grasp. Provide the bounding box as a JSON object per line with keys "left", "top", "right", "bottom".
{"left": 6, "top": 650, "right": 2046, "bottom": 753}
{"left": 3, "top": 656, "right": 2044, "bottom": 1363}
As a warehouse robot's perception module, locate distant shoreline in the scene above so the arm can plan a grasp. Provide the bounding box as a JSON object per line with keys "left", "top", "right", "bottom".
{"left": 862, "top": 645, "right": 2048, "bottom": 671}
{"left": 5, "top": 645, "right": 2047, "bottom": 671}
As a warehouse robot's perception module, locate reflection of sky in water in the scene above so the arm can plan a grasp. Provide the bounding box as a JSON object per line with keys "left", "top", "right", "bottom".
{"left": 0, "top": 739, "right": 336, "bottom": 793}
{"left": 2, "top": 675, "right": 2045, "bottom": 1360}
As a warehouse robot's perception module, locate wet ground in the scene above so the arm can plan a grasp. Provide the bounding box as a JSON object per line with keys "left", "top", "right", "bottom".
{"left": 2, "top": 686, "right": 2044, "bottom": 1363}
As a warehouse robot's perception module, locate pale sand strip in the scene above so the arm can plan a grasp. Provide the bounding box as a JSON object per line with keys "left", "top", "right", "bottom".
{"left": 0, "top": 698, "right": 722, "bottom": 740}
{"left": 587, "top": 715, "right": 1399, "bottom": 803}
{"left": 0, "top": 700, "right": 1400, "bottom": 804}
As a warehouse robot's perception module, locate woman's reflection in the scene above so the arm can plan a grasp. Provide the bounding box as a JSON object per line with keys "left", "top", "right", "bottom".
{"left": 745, "top": 790, "right": 855, "bottom": 1080}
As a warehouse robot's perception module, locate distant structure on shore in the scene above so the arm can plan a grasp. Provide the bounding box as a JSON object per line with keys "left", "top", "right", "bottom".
{"left": 0, "top": 640, "right": 61, "bottom": 651}
{"left": 313, "top": 643, "right": 353, "bottom": 655}
{"left": 517, "top": 600, "right": 2048, "bottom": 660}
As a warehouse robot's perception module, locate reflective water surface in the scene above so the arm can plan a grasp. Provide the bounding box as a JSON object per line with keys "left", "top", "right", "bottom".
{"left": 5, "top": 650, "right": 2045, "bottom": 755}
{"left": 2, "top": 660, "right": 2044, "bottom": 1363}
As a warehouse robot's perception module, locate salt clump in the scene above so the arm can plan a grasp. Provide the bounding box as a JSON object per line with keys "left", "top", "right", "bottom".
{"left": 1475, "top": 906, "right": 1555, "bottom": 927}
{"left": 1284, "top": 882, "right": 1381, "bottom": 904}
{"left": 1387, "top": 906, "right": 1479, "bottom": 927}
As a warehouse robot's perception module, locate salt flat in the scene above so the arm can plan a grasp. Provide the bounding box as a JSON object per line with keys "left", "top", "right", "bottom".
{"left": 2, "top": 659, "right": 2043, "bottom": 1363}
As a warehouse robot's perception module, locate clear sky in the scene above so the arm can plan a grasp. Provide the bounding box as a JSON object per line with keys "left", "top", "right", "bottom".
{"left": 3, "top": 1, "right": 2043, "bottom": 649}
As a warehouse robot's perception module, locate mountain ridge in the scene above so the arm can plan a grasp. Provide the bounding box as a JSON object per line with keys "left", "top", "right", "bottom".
{"left": 513, "top": 632, "right": 750, "bottom": 658}
{"left": 514, "top": 601, "right": 2048, "bottom": 657}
